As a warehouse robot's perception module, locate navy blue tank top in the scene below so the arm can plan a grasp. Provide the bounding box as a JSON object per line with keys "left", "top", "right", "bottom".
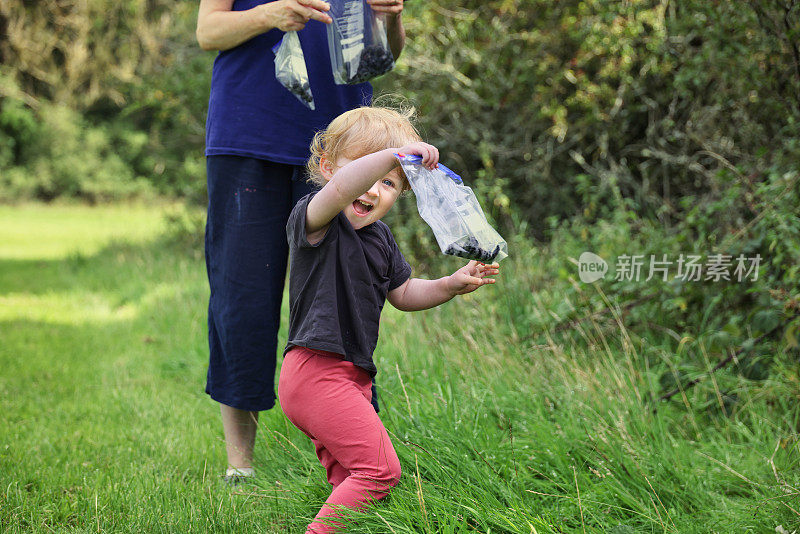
{"left": 205, "top": 0, "right": 373, "bottom": 165}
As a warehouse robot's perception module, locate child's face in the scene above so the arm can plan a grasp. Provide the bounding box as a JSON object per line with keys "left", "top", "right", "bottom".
{"left": 332, "top": 156, "right": 405, "bottom": 230}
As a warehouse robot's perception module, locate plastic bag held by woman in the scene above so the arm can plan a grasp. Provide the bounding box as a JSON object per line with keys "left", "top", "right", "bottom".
{"left": 327, "top": 0, "right": 394, "bottom": 84}
{"left": 396, "top": 154, "right": 509, "bottom": 263}
{"left": 273, "top": 31, "right": 315, "bottom": 109}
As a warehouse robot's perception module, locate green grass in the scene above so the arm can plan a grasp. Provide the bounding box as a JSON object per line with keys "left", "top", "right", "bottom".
{"left": 0, "top": 204, "right": 168, "bottom": 260}
{"left": 1, "top": 204, "right": 798, "bottom": 533}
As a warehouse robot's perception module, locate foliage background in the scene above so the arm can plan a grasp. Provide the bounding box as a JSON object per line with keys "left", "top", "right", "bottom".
{"left": 2, "top": 0, "right": 800, "bottom": 421}
{"left": 3, "top": 0, "right": 800, "bottom": 414}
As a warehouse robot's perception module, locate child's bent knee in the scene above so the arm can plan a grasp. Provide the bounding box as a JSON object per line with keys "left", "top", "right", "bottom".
{"left": 364, "top": 462, "right": 401, "bottom": 494}
{"left": 389, "top": 464, "right": 402, "bottom": 487}
{"left": 379, "top": 460, "right": 401, "bottom": 489}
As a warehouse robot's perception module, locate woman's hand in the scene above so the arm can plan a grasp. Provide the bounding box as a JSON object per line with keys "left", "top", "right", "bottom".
{"left": 262, "top": 0, "right": 332, "bottom": 32}
{"left": 197, "top": 0, "right": 331, "bottom": 51}
{"left": 397, "top": 142, "right": 439, "bottom": 170}
{"left": 366, "top": 0, "right": 404, "bottom": 15}
{"left": 447, "top": 261, "right": 500, "bottom": 296}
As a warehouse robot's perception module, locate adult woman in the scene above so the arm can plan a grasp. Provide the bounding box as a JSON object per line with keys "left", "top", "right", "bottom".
{"left": 196, "top": 0, "right": 406, "bottom": 480}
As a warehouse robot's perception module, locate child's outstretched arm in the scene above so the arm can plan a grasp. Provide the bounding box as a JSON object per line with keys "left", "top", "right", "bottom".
{"left": 388, "top": 261, "right": 500, "bottom": 312}
{"left": 305, "top": 142, "right": 439, "bottom": 237}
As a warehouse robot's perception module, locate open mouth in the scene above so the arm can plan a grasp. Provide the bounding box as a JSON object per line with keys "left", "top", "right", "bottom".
{"left": 352, "top": 199, "right": 374, "bottom": 216}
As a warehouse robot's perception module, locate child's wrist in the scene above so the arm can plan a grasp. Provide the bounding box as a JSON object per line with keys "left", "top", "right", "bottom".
{"left": 442, "top": 275, "right": 458, "bottom": 297}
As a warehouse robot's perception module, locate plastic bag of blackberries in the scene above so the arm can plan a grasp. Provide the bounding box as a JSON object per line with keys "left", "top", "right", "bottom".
{"left": 326, "top": 0, "right": 394, "bottom": 85}
{"left": 272, "top": 31, "right": 315, "bottom": 109}
{"left": 396, "top": 154, "right": 509, "bottom": 263}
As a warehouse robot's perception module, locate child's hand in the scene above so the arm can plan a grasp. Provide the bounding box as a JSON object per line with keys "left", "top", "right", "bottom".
{"left": 397, "top": 142, "right": 439, "bottom": 170}
{"left": 446, "top": 261, "right": 500, "bottom": 296}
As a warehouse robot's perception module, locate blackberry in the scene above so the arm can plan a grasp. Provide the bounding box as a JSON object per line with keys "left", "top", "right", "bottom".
{"left": 285, "top": 80, "right": 313, "bottom": 105}
{"left": 344, "top": 45, "right": 394, "bottom": 84}
{"left": 444, "top": 243, "right": 468, "bottom": 258}
{"left": 444, "top": 237, "right": 500, "bottom": 262}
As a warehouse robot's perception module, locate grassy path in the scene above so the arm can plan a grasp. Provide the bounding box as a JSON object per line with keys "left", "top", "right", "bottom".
{"left": 0, "top": 204, "right": 247, "bottom": 531}
{"left": 1, "top": 204, "right": 798, "bottom": 533}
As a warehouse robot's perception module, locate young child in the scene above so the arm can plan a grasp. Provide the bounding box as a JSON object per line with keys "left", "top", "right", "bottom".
{"left": 278, "top": 106, "right": 500, "bottom": 533}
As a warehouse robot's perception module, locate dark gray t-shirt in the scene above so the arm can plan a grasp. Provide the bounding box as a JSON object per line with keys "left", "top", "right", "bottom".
{"left": 284, "top": 192, "right": 412, "bottom": 376}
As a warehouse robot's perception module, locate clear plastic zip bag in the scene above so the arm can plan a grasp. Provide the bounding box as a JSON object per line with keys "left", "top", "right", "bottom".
{"left": 396, "top": 154, "right": 509, "bottom": 263}
{"left": 326, "top": 0, "right": 394, "bottom": 85}
{"left": 272, "top": 31, "right": 315, "bottom": 109}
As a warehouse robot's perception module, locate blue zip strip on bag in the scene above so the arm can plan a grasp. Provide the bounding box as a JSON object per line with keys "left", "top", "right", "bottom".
{"left": 395, "top": 154, "right": 463, "bottom": 184}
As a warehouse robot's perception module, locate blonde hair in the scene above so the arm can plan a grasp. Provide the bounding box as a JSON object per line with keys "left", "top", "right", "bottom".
{"left": 307, "top": 104, "right": 421, "bottom": 191}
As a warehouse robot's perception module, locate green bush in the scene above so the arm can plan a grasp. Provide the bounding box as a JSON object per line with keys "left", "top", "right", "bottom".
{"left": 376, "top": 1, "right": 800, "bottom": 389}
{"left": 0, "top": 0, "right": 211, "bottom": 202}
{"left": 0, "top": 100, "right": 154, "bottom": 202}
{"left": 386, "top": 0, "right": 799, "bottom": 235}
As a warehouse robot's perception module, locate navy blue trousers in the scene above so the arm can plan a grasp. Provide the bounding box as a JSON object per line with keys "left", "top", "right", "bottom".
{"left": 204, "top": 156, "right": 314, "bottom": 411}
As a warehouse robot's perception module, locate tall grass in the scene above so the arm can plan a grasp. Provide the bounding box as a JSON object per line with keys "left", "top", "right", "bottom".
{"left": 1, "top": 204, "right": 798, "bottom": 532}
{"left": 251, "top": 233, "right": 800, "bottom": 532}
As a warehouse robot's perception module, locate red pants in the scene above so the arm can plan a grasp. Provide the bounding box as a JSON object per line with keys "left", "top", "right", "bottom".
{"left": 278, "top": 347, "right": 402, "bottom": 533}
